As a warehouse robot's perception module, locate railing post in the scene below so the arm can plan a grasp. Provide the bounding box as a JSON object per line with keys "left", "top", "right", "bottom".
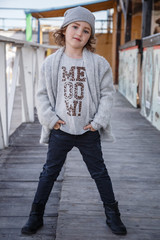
{"left": 0, "top": 113, "right": 5, "bottom": 149}
{"left": 19, "top": 47, "right": 30, "bottom": 123}
{"left": 0, "top": 35, "right": 58, "bottom": 149}
{"left": 0, "top": 42, "right": 8, "bottom": 148}
{"left": 21, "top": 46, "right": 35, "bottom": 122}
{"left": 8, "top": 47, "right": 21, "bottom": 131}
{"left": 36, "top": 47, "right": 45, "bottom": 91}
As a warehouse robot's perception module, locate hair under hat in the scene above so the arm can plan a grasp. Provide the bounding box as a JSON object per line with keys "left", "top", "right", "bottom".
{"left": 61, "top": 6, "right": 95, "bottom": 35}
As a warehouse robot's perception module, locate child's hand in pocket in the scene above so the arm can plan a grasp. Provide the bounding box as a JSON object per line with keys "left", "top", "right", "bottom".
{"left": 84, "top": 124, "right": 96, "bottom": 131}
{"left": 53, "top": 120, "right": 65, "bottom": 130}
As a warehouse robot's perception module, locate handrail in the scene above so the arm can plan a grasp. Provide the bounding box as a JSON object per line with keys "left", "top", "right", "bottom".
{"left": 0, "top": 35, "right": 58, "bottom": 149}
{"left": 142, "top": 33, "right": 160, "bottom": 48}
{"left": 0, "top": 35, "right": 58, "bottom": 49}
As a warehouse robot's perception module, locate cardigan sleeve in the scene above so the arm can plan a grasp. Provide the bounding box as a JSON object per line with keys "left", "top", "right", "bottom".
{"left": 91, "top": 59, "right": 115, "bottom": 130}
{"left": 36, "top": 61, "right": 59, "bottom": 130}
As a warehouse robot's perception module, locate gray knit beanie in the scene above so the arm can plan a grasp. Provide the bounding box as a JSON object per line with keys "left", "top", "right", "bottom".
{"left": 61, "top": 6, "right": 95, "bottom": 35}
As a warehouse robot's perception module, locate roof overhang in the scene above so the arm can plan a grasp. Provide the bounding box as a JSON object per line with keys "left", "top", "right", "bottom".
{"left": 25, "top": 0, "right": 115, "bottom": 19}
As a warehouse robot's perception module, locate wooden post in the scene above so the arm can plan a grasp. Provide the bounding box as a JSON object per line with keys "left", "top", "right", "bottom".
{"left": 8, "top": 47, "right": 20, "bottom": 131}
{"left": 0, "top": 112, "right": 4, "bottom": 149}
{"left": 112, "top": 1, "right": 118, "bottom": 83}
{"left": 37, "top": 19, "right": 40, "bottom": 43}
{"left": 19, "top": 48, "right": 30, "bottom": 123}
{"left": 21, "top": 46, "right": 35, "bottom": 122}
{"left": 120, "top": 0, "right": 132, "bottom": 43}
{"left": 142, "top": 0, "right": 153, "bottom": 38}
{"left": 115, "top": 2, "right": 122, "bottom": 84}
{"left": 40, "top": 26, "right": 43, "bottom": 44}
{"left": 125, "top": 0, "right": 132, "bottom": 42}
{"left": 0, "top": 42, "right": 8, "bottom": 147}
{"left": 36, "top": 48, "right": 45, "bottom": 83}
{"left": 35, "top": 48, "right": 45, "bottom": 106}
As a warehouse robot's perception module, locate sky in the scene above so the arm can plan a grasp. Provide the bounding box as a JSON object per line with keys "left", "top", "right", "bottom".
{"left": 0, "top": 0, "right": 109, "bottom": 30}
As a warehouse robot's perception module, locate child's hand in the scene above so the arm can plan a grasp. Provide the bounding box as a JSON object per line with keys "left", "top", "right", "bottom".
{"left": 53, "top": 120, "right": 65, "bottom": 130}
{"left": 84, "top": 124, "right": 96, "bottom": 131}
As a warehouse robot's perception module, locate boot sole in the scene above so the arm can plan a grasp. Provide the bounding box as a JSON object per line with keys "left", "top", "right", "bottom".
{"left": 106, "top": 222, "right": 127, "bottom": 235}
{"left": 112, "top": 230, "right": 127, "bottom": 235}
{"left": 21, "top": 224, "right": 43, "bottom": 235}
{"left": 21, "top": 229, "right": 37, "bottom": 235}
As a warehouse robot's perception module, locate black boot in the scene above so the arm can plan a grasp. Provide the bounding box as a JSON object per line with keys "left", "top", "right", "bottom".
{"left": 21, "top": 203, "right": 45, "bottom": 235}
{"left": 104, "top": 201, "right": 127, "bottom": 235}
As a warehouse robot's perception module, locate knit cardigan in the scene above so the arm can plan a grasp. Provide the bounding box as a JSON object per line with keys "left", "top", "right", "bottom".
{"left": 36, "top": 47, "right": 115, "bottom": 144}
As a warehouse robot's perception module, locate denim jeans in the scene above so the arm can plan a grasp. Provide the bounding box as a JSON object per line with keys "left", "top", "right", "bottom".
{"left": 33, "top": 129, "right": 115, "bottom": 205}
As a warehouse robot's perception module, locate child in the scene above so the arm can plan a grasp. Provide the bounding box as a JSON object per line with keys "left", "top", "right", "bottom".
{"left": 21, "top": 6, "right": 127, "bottom": 236}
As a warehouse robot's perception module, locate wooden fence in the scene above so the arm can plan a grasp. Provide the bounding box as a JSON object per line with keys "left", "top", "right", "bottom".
{"left": 118, "top": 33, "right": 160, "bottom": 131}
{"left": 0, "top": 35, "right": 57, "bottom": 149}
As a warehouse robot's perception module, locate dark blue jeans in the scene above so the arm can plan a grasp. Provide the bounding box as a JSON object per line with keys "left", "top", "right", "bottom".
{"left": 33, "top": 129, "right": 115, "bottom": 205}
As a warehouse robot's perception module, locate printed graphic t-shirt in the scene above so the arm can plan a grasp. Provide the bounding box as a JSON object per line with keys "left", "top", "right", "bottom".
{"left": 55, "top": 53, "right": 91, "bottom": 135}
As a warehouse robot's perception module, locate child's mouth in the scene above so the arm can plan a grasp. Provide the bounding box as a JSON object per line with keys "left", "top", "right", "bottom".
{"left": 74, "top": 38, "right": 81, "bottom": 41}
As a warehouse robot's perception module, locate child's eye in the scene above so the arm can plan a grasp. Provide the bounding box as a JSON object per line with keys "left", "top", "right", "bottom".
{"left": 73, "top": 25, "right": 78, "bottom": 29}
{"left": 84, "top": 30, "right": 89, "bottom": 34}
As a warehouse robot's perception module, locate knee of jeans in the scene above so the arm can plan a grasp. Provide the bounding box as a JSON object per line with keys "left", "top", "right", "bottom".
{"left": 90, "top": 168, "right": 109, "bottom": 180}
{"left": 39, "top": 168, "right": 59, "bottom": 181}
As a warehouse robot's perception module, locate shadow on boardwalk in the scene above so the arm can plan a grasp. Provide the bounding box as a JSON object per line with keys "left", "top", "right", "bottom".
{"left": 0, "top": 91, "right": 160, "bottom": 240}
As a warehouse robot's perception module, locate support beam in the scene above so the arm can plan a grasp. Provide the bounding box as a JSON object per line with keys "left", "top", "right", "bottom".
{"left": 0, "top": 112, "right": 4, "bottom": 149}
{"left": 112, "top": 1, "right": 118, "bottom": 83}
{"left": 19, "top": 49, "right": 30, "bottom": 123}
{"left": 8, "top": 48, "right": 20, "bottom": 131}
{"left": 0, "top": 42, "right": 8, "bottom": 147}
{"left": 21, "top": 46, "right": 35, "bottom": 122}
{"left": 120, "top": 0, "right": 126, "bottom": 19}
{"left": 142, "top": 0, "right": 153, "bottom": 38}
{"left": 125, "top": 0, "right": 132, "bottom": 42}
{"left": 34, "top": 48, "right": 45, "bottom": 108}
{"left": 37, "top": 19, "right": 40, "bottom": 43}
{"left": 115, "top": 2, "right": 122, "bottom": 84}
{"left": 26, "top": 13, "right": 32, "bottom": 42}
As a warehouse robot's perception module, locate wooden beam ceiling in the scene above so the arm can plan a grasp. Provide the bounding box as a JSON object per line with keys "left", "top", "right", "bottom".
{"left": 30, "top": 1, "right": 115, "bottom": 19}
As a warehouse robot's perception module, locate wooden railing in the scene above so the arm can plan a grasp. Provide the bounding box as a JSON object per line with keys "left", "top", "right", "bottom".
{"left": 118, "top": 33, "right": 160, "bottom": 131}
{"left": 0, "top": 35, "right": 57, "bottom": 149}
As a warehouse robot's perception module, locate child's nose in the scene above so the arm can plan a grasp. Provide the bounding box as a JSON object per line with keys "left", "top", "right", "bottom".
{"left": 77, "top": 28, "right": 83, "bottom": 36}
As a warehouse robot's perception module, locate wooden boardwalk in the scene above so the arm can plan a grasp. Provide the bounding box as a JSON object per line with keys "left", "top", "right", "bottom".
{"left": 0, "top": 91, "right": 160, "bottom": 240}
{"left": 0, "top": 116, "right": 64, "bottom": 240}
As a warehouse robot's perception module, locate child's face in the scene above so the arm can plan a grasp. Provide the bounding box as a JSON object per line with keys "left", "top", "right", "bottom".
{"left": 64, "top": 21, "right": 91, "bottom": 51}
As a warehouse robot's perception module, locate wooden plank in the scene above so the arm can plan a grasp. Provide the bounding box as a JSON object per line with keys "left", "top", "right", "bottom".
{"left": 21, "top": 46, "right": 34, "bottom": 122}
{"left": 56, "top": 91, "right": 160, "bottom": 240}
{"left": 9, "top": 86, "right": 22, "bottom": 136}
{"left": 0, "top": 91, "right": 160, "bottom": 240}
{"left": 8, "top": 48, "right": 20, "bottom": 132}
{"left": 125, "top": 0, "right": 132, "bottom": 42}
{"left": 0, "top": 42, "right": 8, "bottom": 147}
{"left": 0, "top": 216, "right": 57, "bottom": 240}
{"left": 115, "top": 0, "right": 121, "bottom": 84}
{"left": 56, "top": 214, "right": 160, "bottom": 240}
{"left": 0, "top": 112, "right": 5, "bottom": 149}
{"left": 142, "top": 33, "right": 160, "bottom": 48}
{"left": 0, "top": 116, "right": 63, "bottom": 240}
{"left": 119, "top": 39, "right": 141, "bottom": 50}
{"left": 142, "top": 0, "right": 153, "bottom": 38}
{"left": 0, "top": 34, "right": 58, "bottom": 50}
{"left": 19, "top": 49, "right": 30, "bottom": 123}
{"left": 111, "top": 1, "right": 117, "bottom": 83}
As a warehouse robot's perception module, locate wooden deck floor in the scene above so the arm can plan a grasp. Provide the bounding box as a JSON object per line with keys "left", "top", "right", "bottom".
{"left": 0, "top": 91, "right": 160, "bottom": 240}
{"left": 0, "top": 116, "right": 64, "bottom": 240}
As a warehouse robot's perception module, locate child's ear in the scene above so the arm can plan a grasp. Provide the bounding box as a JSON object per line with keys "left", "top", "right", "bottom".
{"left": 62, "top": 29, "right": 66, "bottom": 36}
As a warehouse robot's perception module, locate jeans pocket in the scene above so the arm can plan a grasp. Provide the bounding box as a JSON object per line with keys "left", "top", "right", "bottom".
{"left": 51, "top": 129, "right": 68, "bottom": 136}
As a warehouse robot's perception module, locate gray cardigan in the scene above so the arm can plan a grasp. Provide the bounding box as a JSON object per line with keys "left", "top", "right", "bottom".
{"left": 36, "top": 47, "right": 115, "bottom": 144}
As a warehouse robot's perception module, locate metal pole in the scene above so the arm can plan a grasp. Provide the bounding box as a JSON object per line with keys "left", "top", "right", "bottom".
{"left": 37, "top": 19, "right": 40, "bottom": 43}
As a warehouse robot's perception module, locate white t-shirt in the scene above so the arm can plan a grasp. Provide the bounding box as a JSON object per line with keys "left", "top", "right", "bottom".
{"left": 55, "top": 53, "right": 91, "bottom": 135}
